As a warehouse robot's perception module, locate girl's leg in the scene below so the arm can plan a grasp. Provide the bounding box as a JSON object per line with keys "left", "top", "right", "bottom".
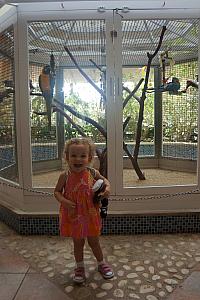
{"left": 87, "top": 236, "right": 103, "bottom": 262}
{"left": 72, "top": 238, "right": 86, "bottom": 283}
{"left": 87, "top": 236, "right": 114, "bottom": 279}
{"left": 73, "top": 238, "right": 85, "bottom": 263}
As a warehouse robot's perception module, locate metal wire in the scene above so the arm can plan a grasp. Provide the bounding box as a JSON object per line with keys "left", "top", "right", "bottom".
{"left": 0, "top": 180, "right": 53, "bottom": 196}
{"left": 0, "top": 179, "right": 199, "bottom": 202}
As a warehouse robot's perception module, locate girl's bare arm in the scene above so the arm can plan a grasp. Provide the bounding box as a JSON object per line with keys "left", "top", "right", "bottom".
{"left": 54, "top": 172, "right": 75, "bottom": 209}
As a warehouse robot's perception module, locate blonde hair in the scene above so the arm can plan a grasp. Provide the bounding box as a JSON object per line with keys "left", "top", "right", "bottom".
{"left": 64, "top": 137, "right": 96, "bottom": 160}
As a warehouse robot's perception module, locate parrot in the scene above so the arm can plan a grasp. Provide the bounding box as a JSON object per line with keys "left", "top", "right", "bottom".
{"left": 29, "top": 79, "right": 35, "bottom": 94}
{"left": 147, "top": 77, "right": 180, "bottom": 95}
{"left": 181, "top": 75, "right": 199, "bottom": 93}
{"left": 39, "top": 64, "right": 55, "bottom": 130}
{"left": 0, "top": 80, "right": 14, "bottom": 102}
{"left": 3, "top": 80, "right": 14, "bottom": 88}
{"left": 160, "top": 77, "right": 180, "bottom": 95}
{"left": 0, "top": 89, "right": 13, "bottom": 102}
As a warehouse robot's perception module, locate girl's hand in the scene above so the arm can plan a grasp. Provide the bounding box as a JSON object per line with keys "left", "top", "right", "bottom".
{"left": 62, "top": 199, "right": 76, "bottom": 218}
{"left": 61, "top": 198, "right": 76, "bottom": 210}
{"left": 99, "top": 185, "right": 110, "bottom": 198}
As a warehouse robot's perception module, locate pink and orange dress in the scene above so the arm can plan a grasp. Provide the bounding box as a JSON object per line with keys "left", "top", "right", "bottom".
{"left": 59, "top": 168, "right": 102, "bottom": 239}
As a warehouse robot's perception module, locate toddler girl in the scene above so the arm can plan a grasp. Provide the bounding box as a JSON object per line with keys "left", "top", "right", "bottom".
{"left": 54, "top": 137, "right": 114, "bottom": 283}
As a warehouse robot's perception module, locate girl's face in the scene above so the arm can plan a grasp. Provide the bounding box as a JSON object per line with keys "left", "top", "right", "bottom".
{"left": 67, "top": 144, "right": 91, "bottom": 173}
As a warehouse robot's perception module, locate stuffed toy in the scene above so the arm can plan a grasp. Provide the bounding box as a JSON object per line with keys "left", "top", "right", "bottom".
{"left": 92, "top": 179, "right": 108, "bottom": 218}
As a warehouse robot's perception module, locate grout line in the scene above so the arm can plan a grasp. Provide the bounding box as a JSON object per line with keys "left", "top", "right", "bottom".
{"left": 12, "top": 266, "right": 31, "bottom": 300}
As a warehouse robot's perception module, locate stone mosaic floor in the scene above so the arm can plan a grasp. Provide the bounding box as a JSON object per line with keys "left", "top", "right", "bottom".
{"left": 1, "top": 221, "right": 200, "bottom": 300}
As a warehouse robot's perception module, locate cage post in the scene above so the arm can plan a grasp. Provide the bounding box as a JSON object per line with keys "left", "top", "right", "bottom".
{"left": 154, "top": 66, "right": 163, "bottom": 160}
{"left": 55, "top": 68, "right": 64, "bottom": 162}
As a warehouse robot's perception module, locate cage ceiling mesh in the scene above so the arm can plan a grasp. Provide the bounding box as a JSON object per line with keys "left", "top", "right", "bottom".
{"left": 28, "top": 18, "right": 199, "bottom": 68}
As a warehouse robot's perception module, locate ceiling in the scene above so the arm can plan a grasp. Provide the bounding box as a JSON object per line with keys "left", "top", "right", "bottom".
{"left": 28, "top": 18, "right": 199, "bottom": 68}
{"left": 0, "top": 2, "right": 199, "bottom": 68}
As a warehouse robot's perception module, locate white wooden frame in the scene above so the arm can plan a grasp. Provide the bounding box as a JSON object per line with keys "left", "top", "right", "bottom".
{"left": 110, "top": 10, "right": 200, "bottom": 214}
{"left": 14, "top": 5, "right": 115, "bottom": 212}
{"left": 1, "top": 2, "right": 200, "bottom": 214}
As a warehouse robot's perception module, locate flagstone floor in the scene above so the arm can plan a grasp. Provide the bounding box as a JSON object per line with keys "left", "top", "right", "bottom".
{"left": 1, "top": 221, "right": 200, "bottom": 300}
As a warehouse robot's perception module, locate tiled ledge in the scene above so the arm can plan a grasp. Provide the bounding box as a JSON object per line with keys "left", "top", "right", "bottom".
{"left": 2, "top": 203, "right": 200, "bottom": 235}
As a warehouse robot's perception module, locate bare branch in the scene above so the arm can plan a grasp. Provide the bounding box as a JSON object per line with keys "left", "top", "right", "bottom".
{"left": 54, "top": 106, "right": 86, "bottom": 137}
{"left": 123, "top": 116, "right": 131, "bottom": 132}
{"left": 132, "top": 25, "right": 167, "bottom": 180}
{"left": 54, "top": 98, "right": 107, "bottom": 138}
{"left": 64, "top": 46, "right": 106, "bottom": 100}
{"left": 123, "top": 85, "right": 140, "bottom": 102}
{"left": 123, "top": 78, "right": 144, "bottom": 108}
{"left": 89, "top": 59, "right": 103, "bottom": 72}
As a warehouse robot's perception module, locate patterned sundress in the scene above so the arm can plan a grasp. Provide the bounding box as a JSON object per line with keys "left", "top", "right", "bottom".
{"left": 59, "top": 168, "right": 102, "bottom": 238}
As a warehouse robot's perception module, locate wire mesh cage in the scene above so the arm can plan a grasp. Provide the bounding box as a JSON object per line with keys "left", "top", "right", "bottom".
{"left": 163, "top": 60, "right": 198, "bottom": 160}
{"left": 0, "top": 26, "right": 18, "bottom": 182}
{"left": 0, "top": 15, "right": 199, "bottom": 185}
{"left": 27, "top": 18, "right": 199, "bottom": 173}
{"left": 28, "top": 19, "right": 107, "bottom": 176}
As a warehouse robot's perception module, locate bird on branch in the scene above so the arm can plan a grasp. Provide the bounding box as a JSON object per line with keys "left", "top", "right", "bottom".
{"left": 39, "top": 64, "right": 55, "bottom": 129}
